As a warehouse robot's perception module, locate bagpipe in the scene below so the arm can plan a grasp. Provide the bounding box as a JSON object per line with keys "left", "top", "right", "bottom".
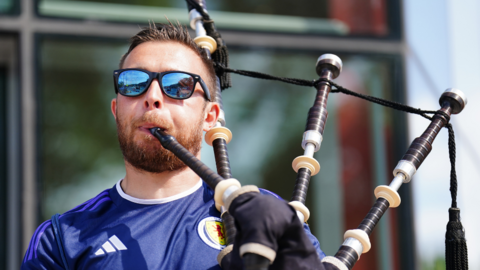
{"left": 151, "top": 1, "right": 469, "bottom": 269}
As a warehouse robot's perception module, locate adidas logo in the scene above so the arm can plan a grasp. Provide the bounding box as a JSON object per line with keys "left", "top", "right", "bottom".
{"left": 94, "top": 235, "right": 127, "bottom": 256}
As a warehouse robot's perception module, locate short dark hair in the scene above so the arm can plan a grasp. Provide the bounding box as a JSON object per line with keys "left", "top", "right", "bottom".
{"left": 119, "top": 22, "right": 217, "bottom": 102}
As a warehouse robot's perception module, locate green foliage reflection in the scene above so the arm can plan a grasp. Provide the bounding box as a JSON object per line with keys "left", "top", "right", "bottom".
{"left": 39, "top": 38, "right": 127, "bottom": 221}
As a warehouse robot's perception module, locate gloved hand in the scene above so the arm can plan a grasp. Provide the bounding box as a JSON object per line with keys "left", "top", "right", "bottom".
{"left": 219, "top": 188, "right": 339, "bottom": 270}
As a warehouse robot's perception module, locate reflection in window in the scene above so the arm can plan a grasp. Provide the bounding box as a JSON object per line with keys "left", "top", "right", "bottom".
{"left": 0, "top": 0, "right": 15, "bottom": 14}
{"left": 39, "top": 38, "right": 128, "bottom": 221}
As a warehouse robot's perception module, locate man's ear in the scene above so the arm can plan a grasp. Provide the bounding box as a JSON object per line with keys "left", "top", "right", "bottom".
{"left": 111, "top": 98, "right": 117, "bottom": 120}
{"left": 203, "top": 102, "right": 220, "bottom": 131}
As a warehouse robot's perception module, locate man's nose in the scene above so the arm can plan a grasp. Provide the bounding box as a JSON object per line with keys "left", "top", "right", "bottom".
{"left": 143, "top": 79, "right": 163, "bottom": 110}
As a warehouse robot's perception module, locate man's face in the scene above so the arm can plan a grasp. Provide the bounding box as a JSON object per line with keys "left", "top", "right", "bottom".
{"left": 111, "top": 41, "right": 218, "bottom": 173}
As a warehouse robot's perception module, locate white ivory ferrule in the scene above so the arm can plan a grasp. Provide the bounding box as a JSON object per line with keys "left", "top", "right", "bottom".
{"left": 223, "top": 185, "right": 240, "bottom": 203}
{"left": 389, "top": 173, "right": 405, "bottom": 191}
{"left": 214, "top": 179, "right": 242, "bottom": 211}
{"left": 296, "top": 210, "right": 305, "bottom": 223}
{"left": 217, "top": 110, "right": 226, "bottom": 126}
{"left": 322, "top": 257, "right": 349, "bottom": 270}
{"left": 189, "top": 9, "right": 202, "bottom": 29}
{"left": 344, "top": 229, "right": 371, "bottom": 253}
{"left": 342, "top": 237, "right": 364, "bottom": 258}
{"left": 393, "top": 160, "right": 416, "bottom": 183}
{"left": 301, "top": 130, "right": 323, "bottom": 151}
{"left": 289, "top": 201, "right": 310, "bottom": 223}
{"left": 304, "top": 143, "right": 316, "bottom": 157}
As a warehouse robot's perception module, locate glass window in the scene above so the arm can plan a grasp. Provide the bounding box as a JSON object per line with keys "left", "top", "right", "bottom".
{"left": 38, "top": 37, "right": 128, "bottom": 221}
{"left": 37, "top": 0, "right": 401, "bottom": 38}
{"left": 39, "top": 36, "right": 407, "bottom": 269}
{"left": 0, "top": 0, "right": 18, "bottom": 15}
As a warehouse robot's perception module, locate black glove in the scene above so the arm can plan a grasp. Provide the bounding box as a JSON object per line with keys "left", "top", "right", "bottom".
{"left": 221, "top": 189, "right": 337, "bottom": 270}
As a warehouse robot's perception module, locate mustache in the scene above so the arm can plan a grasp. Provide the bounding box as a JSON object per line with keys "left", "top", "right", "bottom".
{"left": 116, "top": 109, "right": 204, "bottom": 173}
{"left": 132, "top": 112, "right": 173, "bottom": 131}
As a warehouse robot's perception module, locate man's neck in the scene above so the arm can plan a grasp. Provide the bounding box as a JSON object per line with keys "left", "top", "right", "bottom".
{"left": 120, "top": 161, "right": 201, "bottom": 200}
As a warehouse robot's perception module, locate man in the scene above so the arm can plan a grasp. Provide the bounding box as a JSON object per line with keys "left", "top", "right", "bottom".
{"left": 22, "top": 23, "right": 324, "bottom": 269}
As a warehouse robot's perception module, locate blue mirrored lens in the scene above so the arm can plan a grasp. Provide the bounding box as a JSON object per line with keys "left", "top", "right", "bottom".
{"left": 162, "top": 73, "right": 195, "bottom": 99}
{"left": 118, "top": 70, "right": 150, "bottom": 96}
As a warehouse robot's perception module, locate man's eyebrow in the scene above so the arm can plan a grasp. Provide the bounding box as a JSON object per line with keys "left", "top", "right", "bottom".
{"left": 127, "top": 66, "right": 180, "bottom": 72}
{"left": 127, "top": 66, "right": 150, "bottom": 71}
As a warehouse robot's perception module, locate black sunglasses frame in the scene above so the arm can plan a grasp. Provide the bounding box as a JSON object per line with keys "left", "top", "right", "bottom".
{"left": 113, "top": 68, "right": 211, "bottom": 101}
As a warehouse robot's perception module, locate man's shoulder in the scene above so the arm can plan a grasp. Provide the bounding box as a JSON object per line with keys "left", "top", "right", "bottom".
{"left": 35, "top": 188, "right": 115, "bottom": 245}
{"left": 22, "top": 217, "right": 70, "bottom": 269}
{"left": 22, "top": 183, "right": 221, "bottom": 269}
{"left": 59, "top": 188, "right": 115, "bottom": 222}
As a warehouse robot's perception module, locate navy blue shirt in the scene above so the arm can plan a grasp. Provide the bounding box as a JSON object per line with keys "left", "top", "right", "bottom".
{"left": 22, "top": 180, "right": 325, "bottom": 269}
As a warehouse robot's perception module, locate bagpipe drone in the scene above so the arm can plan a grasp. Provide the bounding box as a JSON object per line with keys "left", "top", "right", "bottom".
{"left": 150, "top": 1, "right": 469, "bottom": 269}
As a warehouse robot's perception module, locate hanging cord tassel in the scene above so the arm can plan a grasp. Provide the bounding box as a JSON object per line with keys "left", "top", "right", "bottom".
{"left": 445, "top": 124, "right": 468, "bottom": 270}
{"left": 203, "top": 20, "right": 231, "bottom": 90}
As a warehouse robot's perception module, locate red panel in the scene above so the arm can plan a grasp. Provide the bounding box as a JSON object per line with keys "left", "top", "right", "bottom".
{"left": 329, "top": 0, "right": 388, "bottom": 36}
{"left": 338, "top": 93, "right": 377, "bottom": 270}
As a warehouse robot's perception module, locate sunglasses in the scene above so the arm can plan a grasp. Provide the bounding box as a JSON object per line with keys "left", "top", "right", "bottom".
{"left": 113, "top": 68, "right": 211, "bottom": 101}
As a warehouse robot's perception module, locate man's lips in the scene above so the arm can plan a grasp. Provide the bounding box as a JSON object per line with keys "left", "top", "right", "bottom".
{"left": 138, "top": 124, "right": 167, "bottom": 135}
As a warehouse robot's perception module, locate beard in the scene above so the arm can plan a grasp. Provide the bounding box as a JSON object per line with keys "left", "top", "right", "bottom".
{"left": 116, "top": 111, "right": 204, "bottom": 173}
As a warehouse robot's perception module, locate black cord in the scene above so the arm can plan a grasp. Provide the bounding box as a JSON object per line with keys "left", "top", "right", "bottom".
{"left": 214, "top": 63, "right": 315, "bottom": 87}
{"left": 216, "top": 62, "right": 462, "bottom": 213}
{"left": 215, "top": 63, "right": 439, "bottom": 120}
{"left": 324, "top": 79, "right": 437, "bottom": 121}
{"left": 447, "top": 124, "right": 457, "bottom": 208}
